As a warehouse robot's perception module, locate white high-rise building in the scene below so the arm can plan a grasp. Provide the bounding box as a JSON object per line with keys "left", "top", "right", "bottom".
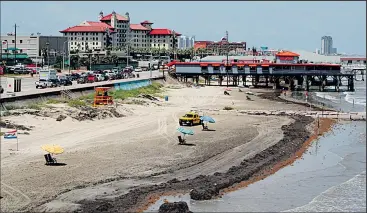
{"left": 178, "top": 35, "right": 195, "bottom": 49}
{"left": 321, "top": 36, "right": 335, "bottom": 55}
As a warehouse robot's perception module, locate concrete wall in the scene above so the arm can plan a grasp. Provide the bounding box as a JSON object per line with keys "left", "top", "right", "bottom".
{"left": 114, "top": 79, "right": 151, "bottom": 90}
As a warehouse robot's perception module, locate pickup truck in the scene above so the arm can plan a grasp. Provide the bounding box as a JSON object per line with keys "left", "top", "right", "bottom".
{"left": 35, "top": 79, "right": 53, "bottom": 89}
{"left": 36, "top": 69, "right": 58, "bottom": 88}
{"left": 179, "top": 112, "right": 202, "bottom": 126}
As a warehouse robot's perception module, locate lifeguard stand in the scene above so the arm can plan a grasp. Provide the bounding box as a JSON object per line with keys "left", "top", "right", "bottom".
{"left": 93, "top": 87, "right": 113, "bottom": 107}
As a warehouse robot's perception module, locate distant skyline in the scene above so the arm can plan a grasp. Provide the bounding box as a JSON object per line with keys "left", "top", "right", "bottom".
{"left": 1, "top": 1, "right": 366, "bottom": 55}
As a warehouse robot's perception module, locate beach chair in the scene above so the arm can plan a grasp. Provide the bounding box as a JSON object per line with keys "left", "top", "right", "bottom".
{"left": 44, "top": 154, "right": 57, "bottom": 165}
{"left": 178, "top": 136, "right": 186, "bottom": 144}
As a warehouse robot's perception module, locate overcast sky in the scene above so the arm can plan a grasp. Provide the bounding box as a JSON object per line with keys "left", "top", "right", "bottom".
{"left": 1, "top": 1, "right": 366, "bottom": 55}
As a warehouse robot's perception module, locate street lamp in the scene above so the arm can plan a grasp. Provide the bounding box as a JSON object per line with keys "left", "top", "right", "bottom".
{"left": 2, "top": 40, "right": 9, "bottom": 64}
{"left": 126, "top": 37, "right": 134, "bottom": 67}
{"left": 46, "top": 42, "right": 50, "bottom": 67}
{"left": 62, "top": 40, "right": 68, "bottom": 71}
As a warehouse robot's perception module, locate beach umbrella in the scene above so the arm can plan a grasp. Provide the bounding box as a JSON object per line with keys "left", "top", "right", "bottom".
{"left": 41, "top": 144, "right": 64, "bottom": 154}
{"left": 177, "top": 127, "right": 194, "bottom": 139}
{"left": 200, "top": 116, "right": 215, "bottom": 123}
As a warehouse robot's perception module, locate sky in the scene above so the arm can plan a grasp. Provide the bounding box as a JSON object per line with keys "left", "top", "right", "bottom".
{"left": 1, "top": 1, "right": 366, "bottom": 55}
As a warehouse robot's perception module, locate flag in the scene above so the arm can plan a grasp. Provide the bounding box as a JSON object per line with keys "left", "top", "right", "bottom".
{"left": 4, "top": 130, "right": 17, "bottom": 139}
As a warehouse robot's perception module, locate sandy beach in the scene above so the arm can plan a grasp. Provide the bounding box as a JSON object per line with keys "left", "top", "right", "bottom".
{"left": 1, "top": 82, "right": 321, "bottom": 212}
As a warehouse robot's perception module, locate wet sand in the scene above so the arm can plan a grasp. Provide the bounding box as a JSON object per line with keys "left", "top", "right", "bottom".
{"left": 147, "top": 121, "right": 366, "bottom": 212}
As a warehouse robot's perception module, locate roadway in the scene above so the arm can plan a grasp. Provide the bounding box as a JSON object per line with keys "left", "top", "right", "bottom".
{"left": 0, "top": 70, "right": 161, "bottom": 99}
{"left": 1, "top": 71, "right": 160, "bottom": 93}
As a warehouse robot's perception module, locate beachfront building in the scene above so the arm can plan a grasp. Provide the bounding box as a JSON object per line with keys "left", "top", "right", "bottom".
{"left": 60, "top": 21, "right": 116, "bottom": 52}
{"left": 129, "top": 20, "right": 152, "bottom": 48}
{"left": 1, "top": 34, "right": 67, "bottom": 64}
{"left": 194, "top": 39, "right": 246, "bottom": 54}
{"left": 149, "top": 29, "right": 181, "bottom": 50}
{"left": 99, "top": 11, "right": 130, "bottom": 48}
{"left": 275, "top": 51, "right": 300, "bottom": 64}
{"left": 60, "top": 12, "right": 181, "bottom": 52}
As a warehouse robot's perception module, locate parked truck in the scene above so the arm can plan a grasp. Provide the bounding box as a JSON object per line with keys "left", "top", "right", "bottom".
{"left": 35, "top": 69, "right": 58, "bottom": 89}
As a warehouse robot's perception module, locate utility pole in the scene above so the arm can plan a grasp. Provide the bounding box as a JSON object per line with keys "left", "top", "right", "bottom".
{"left": 226, "top": 30, "right": 229, "bottom": 87}
{"left": 13, "top": 23, "right": 20, "bottom": 65}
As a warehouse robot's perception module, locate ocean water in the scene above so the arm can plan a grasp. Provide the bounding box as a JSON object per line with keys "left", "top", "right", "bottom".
{"left": 314, "top": 76, "right": 366, "bottom": 111}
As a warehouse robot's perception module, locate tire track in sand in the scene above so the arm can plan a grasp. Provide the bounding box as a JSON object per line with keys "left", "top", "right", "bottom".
{"left": 1, "top": 182, "right": 31, "bottom": 211}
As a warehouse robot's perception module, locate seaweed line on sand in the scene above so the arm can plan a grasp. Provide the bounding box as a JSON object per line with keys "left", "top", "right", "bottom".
{"left": 76, "top": 115, "right": 336, "bottom": 213}
{"left": 220, "top": 117, "right": 336, "bottom": 195}
{"left": 258, "top": 90, "right": 336, "bottom": 112}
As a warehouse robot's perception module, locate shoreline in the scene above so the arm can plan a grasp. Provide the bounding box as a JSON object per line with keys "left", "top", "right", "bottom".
{"left": 76, "top": 115, "right": 336, "bottom": 212}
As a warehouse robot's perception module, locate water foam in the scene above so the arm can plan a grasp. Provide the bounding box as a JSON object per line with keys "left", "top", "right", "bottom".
{"left": 343, "top": 92, "right": 366, "bottom": 106}
{"left": 283, "top": 171, "right": 366, "bottom": 212}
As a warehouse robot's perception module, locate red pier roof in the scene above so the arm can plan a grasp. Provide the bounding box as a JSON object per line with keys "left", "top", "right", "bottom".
{"left": 275, "top": 51, "right": 300, "bottom": 57}
{"left": 166, "top": 61, "right": 340, "bottom": 67}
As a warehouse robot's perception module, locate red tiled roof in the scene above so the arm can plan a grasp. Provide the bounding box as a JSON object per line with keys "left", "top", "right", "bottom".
{"left": 130, "top": 24, "right": 149, "bottom": 31}
{"left": 60, "top": 25, "right": 115, "bottom": 33}
{"left": 275, "top": 51, "right": 300, "bottom": 57}
{"left": 100, "top": 13, "right": 128, "bottom": 21}
{"left": 85, "top": 21, "right": 114, "bottom": 29}
{"left": 149, "top": 29, "right": 181, "bottom": 36}
{"left": 141, "top": 20, "right": 153, "bottom": 24}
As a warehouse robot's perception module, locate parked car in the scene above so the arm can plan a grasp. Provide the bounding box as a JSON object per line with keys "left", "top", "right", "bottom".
{"left": 95, "top": 74, "right": 105, "bottom": 82}
{"left": 49, "top": 79, "right": 61, "bottom": 87}
{"left": 134, "top": 67, "right": 143, "bottom": 72}
{"left": 13, "top": 67, "right": 29, "bottom": 74}
{"left": 70, "top": 73, "right": 80, "bottom": 81}
{"left": 77, "top": 76, "right": 87, "bottom": 84}
{"left": 58, "top": 76, "right": 73, "bottom": 86}
{"left": 86, "top": 74, "right": 96, "bottom": 83}
{"left": 35, "top": 79, "right": 53, "bottom": 89}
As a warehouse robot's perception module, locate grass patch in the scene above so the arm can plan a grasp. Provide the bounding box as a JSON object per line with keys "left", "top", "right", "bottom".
{"left": 223, "top": 106, "right": 234, "bottom": 110}
{"left": 67, "top": 99, "right": 87, "bottom": 107}
{"left": 108, "top": 82, "right": 164, "bottom": 100}
{"left": 124, "top": 99, "right": 147, "bottom": 105}
{"left": 46, "top": 98, "right": 66, "bottom": 104}
{"left": 27, "top": 103, "right": 44, "bottom": 110}
{"left": 0, "top": 132, "right": 4, "bottom": 136}
{"left": 78, "top": 93, "right": 95, "bottom": 101}
{"left": 4, "top": 102, "right": 44, "bottom": 110}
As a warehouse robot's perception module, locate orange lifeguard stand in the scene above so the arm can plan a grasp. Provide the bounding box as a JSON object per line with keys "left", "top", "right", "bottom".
{"left": 93, "top": 87, "right": 113, "bottom": 107}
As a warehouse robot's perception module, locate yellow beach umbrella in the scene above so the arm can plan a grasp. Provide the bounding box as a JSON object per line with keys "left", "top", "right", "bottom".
{"left": 41, "top": 144, "right": 64, "bottom": 154}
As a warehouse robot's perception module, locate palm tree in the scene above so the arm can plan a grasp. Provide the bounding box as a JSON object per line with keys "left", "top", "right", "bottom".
{"left": 111, "top": 55, "right": 119, "bottom": 66}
